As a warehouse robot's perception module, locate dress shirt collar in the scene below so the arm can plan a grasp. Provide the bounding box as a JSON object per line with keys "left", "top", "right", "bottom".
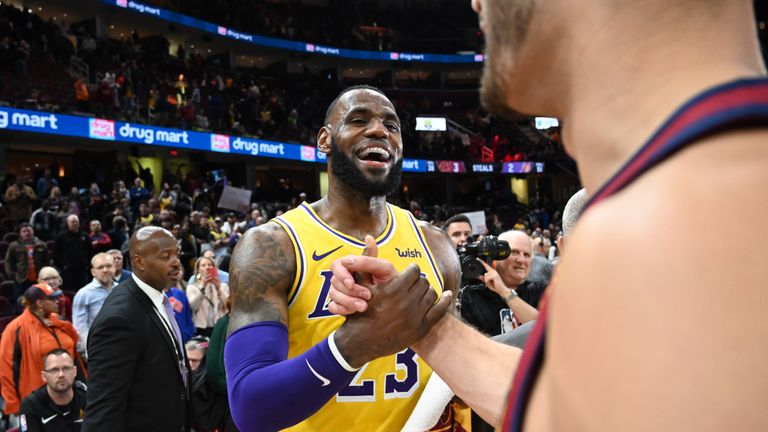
{"left": 86, "top": 277, "right": 114, "bottom": 291}
{"left": 132, "top": 273, "right": 166, "bottom": 310}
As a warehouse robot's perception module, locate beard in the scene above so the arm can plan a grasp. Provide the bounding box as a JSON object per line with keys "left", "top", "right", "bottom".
{"left": 479, "top": 0, "right": 535, "bottom": 118}
{"left": 50, "top": 379, "right": 73, "bottom": 393}
{"left": 330, "top": 139, "right": 403, "bottom": 197}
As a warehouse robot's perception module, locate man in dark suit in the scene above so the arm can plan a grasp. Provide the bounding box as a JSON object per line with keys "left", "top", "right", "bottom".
{"left": 83, "top": 227, "right": 190, "bottom": 432}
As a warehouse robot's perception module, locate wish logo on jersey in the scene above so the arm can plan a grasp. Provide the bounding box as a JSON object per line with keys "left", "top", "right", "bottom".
{"left": 395, "top": 247, "right": 422, "bottom": 259}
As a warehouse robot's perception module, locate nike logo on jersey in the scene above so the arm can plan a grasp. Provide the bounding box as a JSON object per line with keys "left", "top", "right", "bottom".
{"left": 306, "top": 359, "right": 331, "bottom": 386}
{"left": 312, "top": 245, "right": 343, "bottom": 261}
{"left": 42, "top": 414, "right": 58, "bottom": 424}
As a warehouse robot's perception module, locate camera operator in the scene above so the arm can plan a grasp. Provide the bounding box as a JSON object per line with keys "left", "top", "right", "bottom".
{"left": 458, "top": 230, "right": 545, "bottom": 337}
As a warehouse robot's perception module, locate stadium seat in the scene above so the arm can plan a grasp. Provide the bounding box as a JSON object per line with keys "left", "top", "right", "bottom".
{"left": 0, "top": 315, "right": 15, "bottom": 336}
{"left": 0, "top": 280, "right": 14, "bottom": 298}
{"left": 0, "top": 296, "right": 11, "bottom": 316}
{"left": 0, "top": 218, "right": 14, "bottom": 232}
{"left": 2, "top": 232, "right": 19, "bottom": 243}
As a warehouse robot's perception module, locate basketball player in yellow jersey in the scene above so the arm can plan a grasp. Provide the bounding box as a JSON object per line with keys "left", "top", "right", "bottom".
{"left": 224, "top": 85, "right": 457, "bottom": 432}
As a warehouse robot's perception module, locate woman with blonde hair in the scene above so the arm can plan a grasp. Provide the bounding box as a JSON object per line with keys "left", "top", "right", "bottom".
{"left": 0, "top": 283, "right": 85, "bottom": 417}
{"left": 187, "top": 256, "right": 229, "bottom": 337}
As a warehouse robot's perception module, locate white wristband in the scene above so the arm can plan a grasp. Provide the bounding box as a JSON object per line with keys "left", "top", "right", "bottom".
{"left": 328, "top": 331, "right": 360, "bottom": 372}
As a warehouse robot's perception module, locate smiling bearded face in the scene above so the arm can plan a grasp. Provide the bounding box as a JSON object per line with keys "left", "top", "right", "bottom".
{"left": 330, "top": 137, "right": 403, "bottom": 197}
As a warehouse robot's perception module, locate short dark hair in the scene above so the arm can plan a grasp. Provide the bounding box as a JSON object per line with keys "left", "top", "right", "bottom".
{"left": 443, "top": 214, "right": 471, "bottom": 231}
{"left": 113, "top": 215, "right": 127, "bottom": 228}
{"left": 18, "top": 222, "right": 32, "bottom": 232}
{"left": 43, "top": 348, "right": 73, "bottom": 368}
{"left": 323, "top": 85, "right": 388, "bottom": 125}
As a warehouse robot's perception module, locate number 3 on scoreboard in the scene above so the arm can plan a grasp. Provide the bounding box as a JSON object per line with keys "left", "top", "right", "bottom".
{"left": 336, "top": 348, "right": 420, "bottom": 402}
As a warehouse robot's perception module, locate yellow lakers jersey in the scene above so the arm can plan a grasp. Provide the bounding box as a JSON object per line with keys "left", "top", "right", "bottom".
{"left": 273, "top": 202, "right": 444, "bottom": 432}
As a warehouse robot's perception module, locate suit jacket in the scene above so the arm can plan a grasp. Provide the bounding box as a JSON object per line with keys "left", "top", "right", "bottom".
{"left": 82, "top": 277, "right": 191, "bottom": 432}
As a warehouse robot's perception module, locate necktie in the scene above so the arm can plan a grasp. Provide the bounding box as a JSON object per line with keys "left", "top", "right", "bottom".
{"left": 162, "top": 295, "right": 188, "bottom": 386}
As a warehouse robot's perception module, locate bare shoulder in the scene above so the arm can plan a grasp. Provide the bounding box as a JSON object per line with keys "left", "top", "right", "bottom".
{"left": 227, "top": 222, "right": 296, "bottom": 335}
{"left": 419, "top": 221, "right": 460, "bottom": 295}
{"left": 543, "top": 159, "right": 768, "bottom": 430}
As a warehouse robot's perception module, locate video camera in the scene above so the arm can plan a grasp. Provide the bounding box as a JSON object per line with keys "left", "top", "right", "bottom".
{"left": 457, "top": 235, "right": 512, "bottom": 282}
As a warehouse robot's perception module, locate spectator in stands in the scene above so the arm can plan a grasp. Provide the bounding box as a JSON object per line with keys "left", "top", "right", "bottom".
{"left": 243, "top": 208, "right": 262, "bottom": 230}
{"left": 158, "top": 182, "right": 177, "bottom": 211}
{"left": 527, "top": 236, "right": 553, "bottom": 284}
{"left": 64, "top": 187, "right": 81, "bottom": 216}
{"left": 443, "top": 214, "right": 473, "bottom": 247}
{"left": 187, "top": 256, "right": 229, "bottom": 337}
{"left": 4, "top": 223, "right": 50, "bottom": 305}
{"left": 19, "top": 348, "right": 87, "bottom": 431}
{"left": 47, "top": 186, "right": 65, "bottom": 215}
{"left": 107, "top": 248, "right": 131, "bottom": 283}
{"left": 128, "top": 177, "right": 150, "bottom": 211}
{"left": 74, "top": 75, "right": 90, "bottom": 112}
{"left": 187, "top": 334, "right": 232, "bottom": 432}
{"left": 137, "top": 202, "right": 154, "bottom": 226}
{"left": 221, "top": 213, "right": 243, "bottom": 255}
{"left": 109, "top": 180, "right": 129, "bottom": 206}
{"left": 0, "top": 283, "right": 83, "bottom": 418}
{"left": 37, "top": 266, "right": 71, "bottom": 321}
{"left": 88, "top": 220, "right": 113, "bottom": 254}
{"left": 29, "top": 199, "right": 60, "bottom": 241}
{"left": 173, "top": 223, "right": 197, "bottom": 278}
{"left": 220, "top": 212, "right": 243, "bottom": 236}
{"left": 4, "top": 173, "right": 38, "bottom": 223}
{"left": 208, "top": 216, "right": 227, "bottom": 259}
{"left": 167, "top": 268, "right": 195, "bottom": 343}
{"left": 35, "top": 169, "right": 58, "bottom": 199}
{"left": 83, "top": 183, "right": 106, "bottom": 223}
{"left": 190, "top": 211, "right": 210, "bottom": 247}
{"left": 107, "top": 215, "right": 129, "bottom": 251}
{"left": 72, "top": 253, "right": 115, "bottom": 357}
{"left": 186, "top": 249, "right": 229, "bottom": 286}
{"left": 172, "top": 184, "right": 193, "bottom": 220}
{"left": 53, "top": 215, "right": 92, "bottom": 292}
{"left": 185, "top": 337, "right": 207, "bottom": 373}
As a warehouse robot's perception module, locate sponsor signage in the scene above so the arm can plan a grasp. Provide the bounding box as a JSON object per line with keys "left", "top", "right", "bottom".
{"left": 103, "top": 0, "right": 483, "bottom": 64}
{"left": 0, "top": 106, "right": 542, "bottom": 174}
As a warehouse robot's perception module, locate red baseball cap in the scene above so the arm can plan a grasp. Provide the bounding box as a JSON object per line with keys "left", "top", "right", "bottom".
{"left": 23, "top": 283, "right": 63, "bottom": 302}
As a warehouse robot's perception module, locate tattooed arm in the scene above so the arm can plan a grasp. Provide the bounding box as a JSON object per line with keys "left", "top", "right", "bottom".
{"left": 227, "top": 222, "right": 295, "bottom": 335}
{"left": 224, "top": 222, "right": 360, "bottom": 431}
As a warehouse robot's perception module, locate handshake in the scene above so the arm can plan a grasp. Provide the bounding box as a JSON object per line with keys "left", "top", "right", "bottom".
{"left": 329, "top": 236, "right": 452, "bottom": 368}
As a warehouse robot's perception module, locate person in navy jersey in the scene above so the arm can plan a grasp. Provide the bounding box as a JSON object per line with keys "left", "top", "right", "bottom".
{"left": 327, "top": 0, "right": 768, "bottom": 430}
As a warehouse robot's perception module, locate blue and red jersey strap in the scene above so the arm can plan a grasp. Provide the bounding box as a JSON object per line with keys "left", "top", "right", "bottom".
{"left": 502, "top": 77, "right": 768, "bottom": 432}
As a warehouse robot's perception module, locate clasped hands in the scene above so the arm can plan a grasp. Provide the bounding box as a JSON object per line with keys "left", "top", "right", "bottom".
{"left": 330, "top": 236, "right": 451, "bottom": 368}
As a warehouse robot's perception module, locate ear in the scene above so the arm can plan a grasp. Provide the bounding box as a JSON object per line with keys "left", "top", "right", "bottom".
{"left": 317, "top": 126, "right": 332, "bottom": 154}
{"left": 132, "top": 254, "right": 144, "bottom": 272}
